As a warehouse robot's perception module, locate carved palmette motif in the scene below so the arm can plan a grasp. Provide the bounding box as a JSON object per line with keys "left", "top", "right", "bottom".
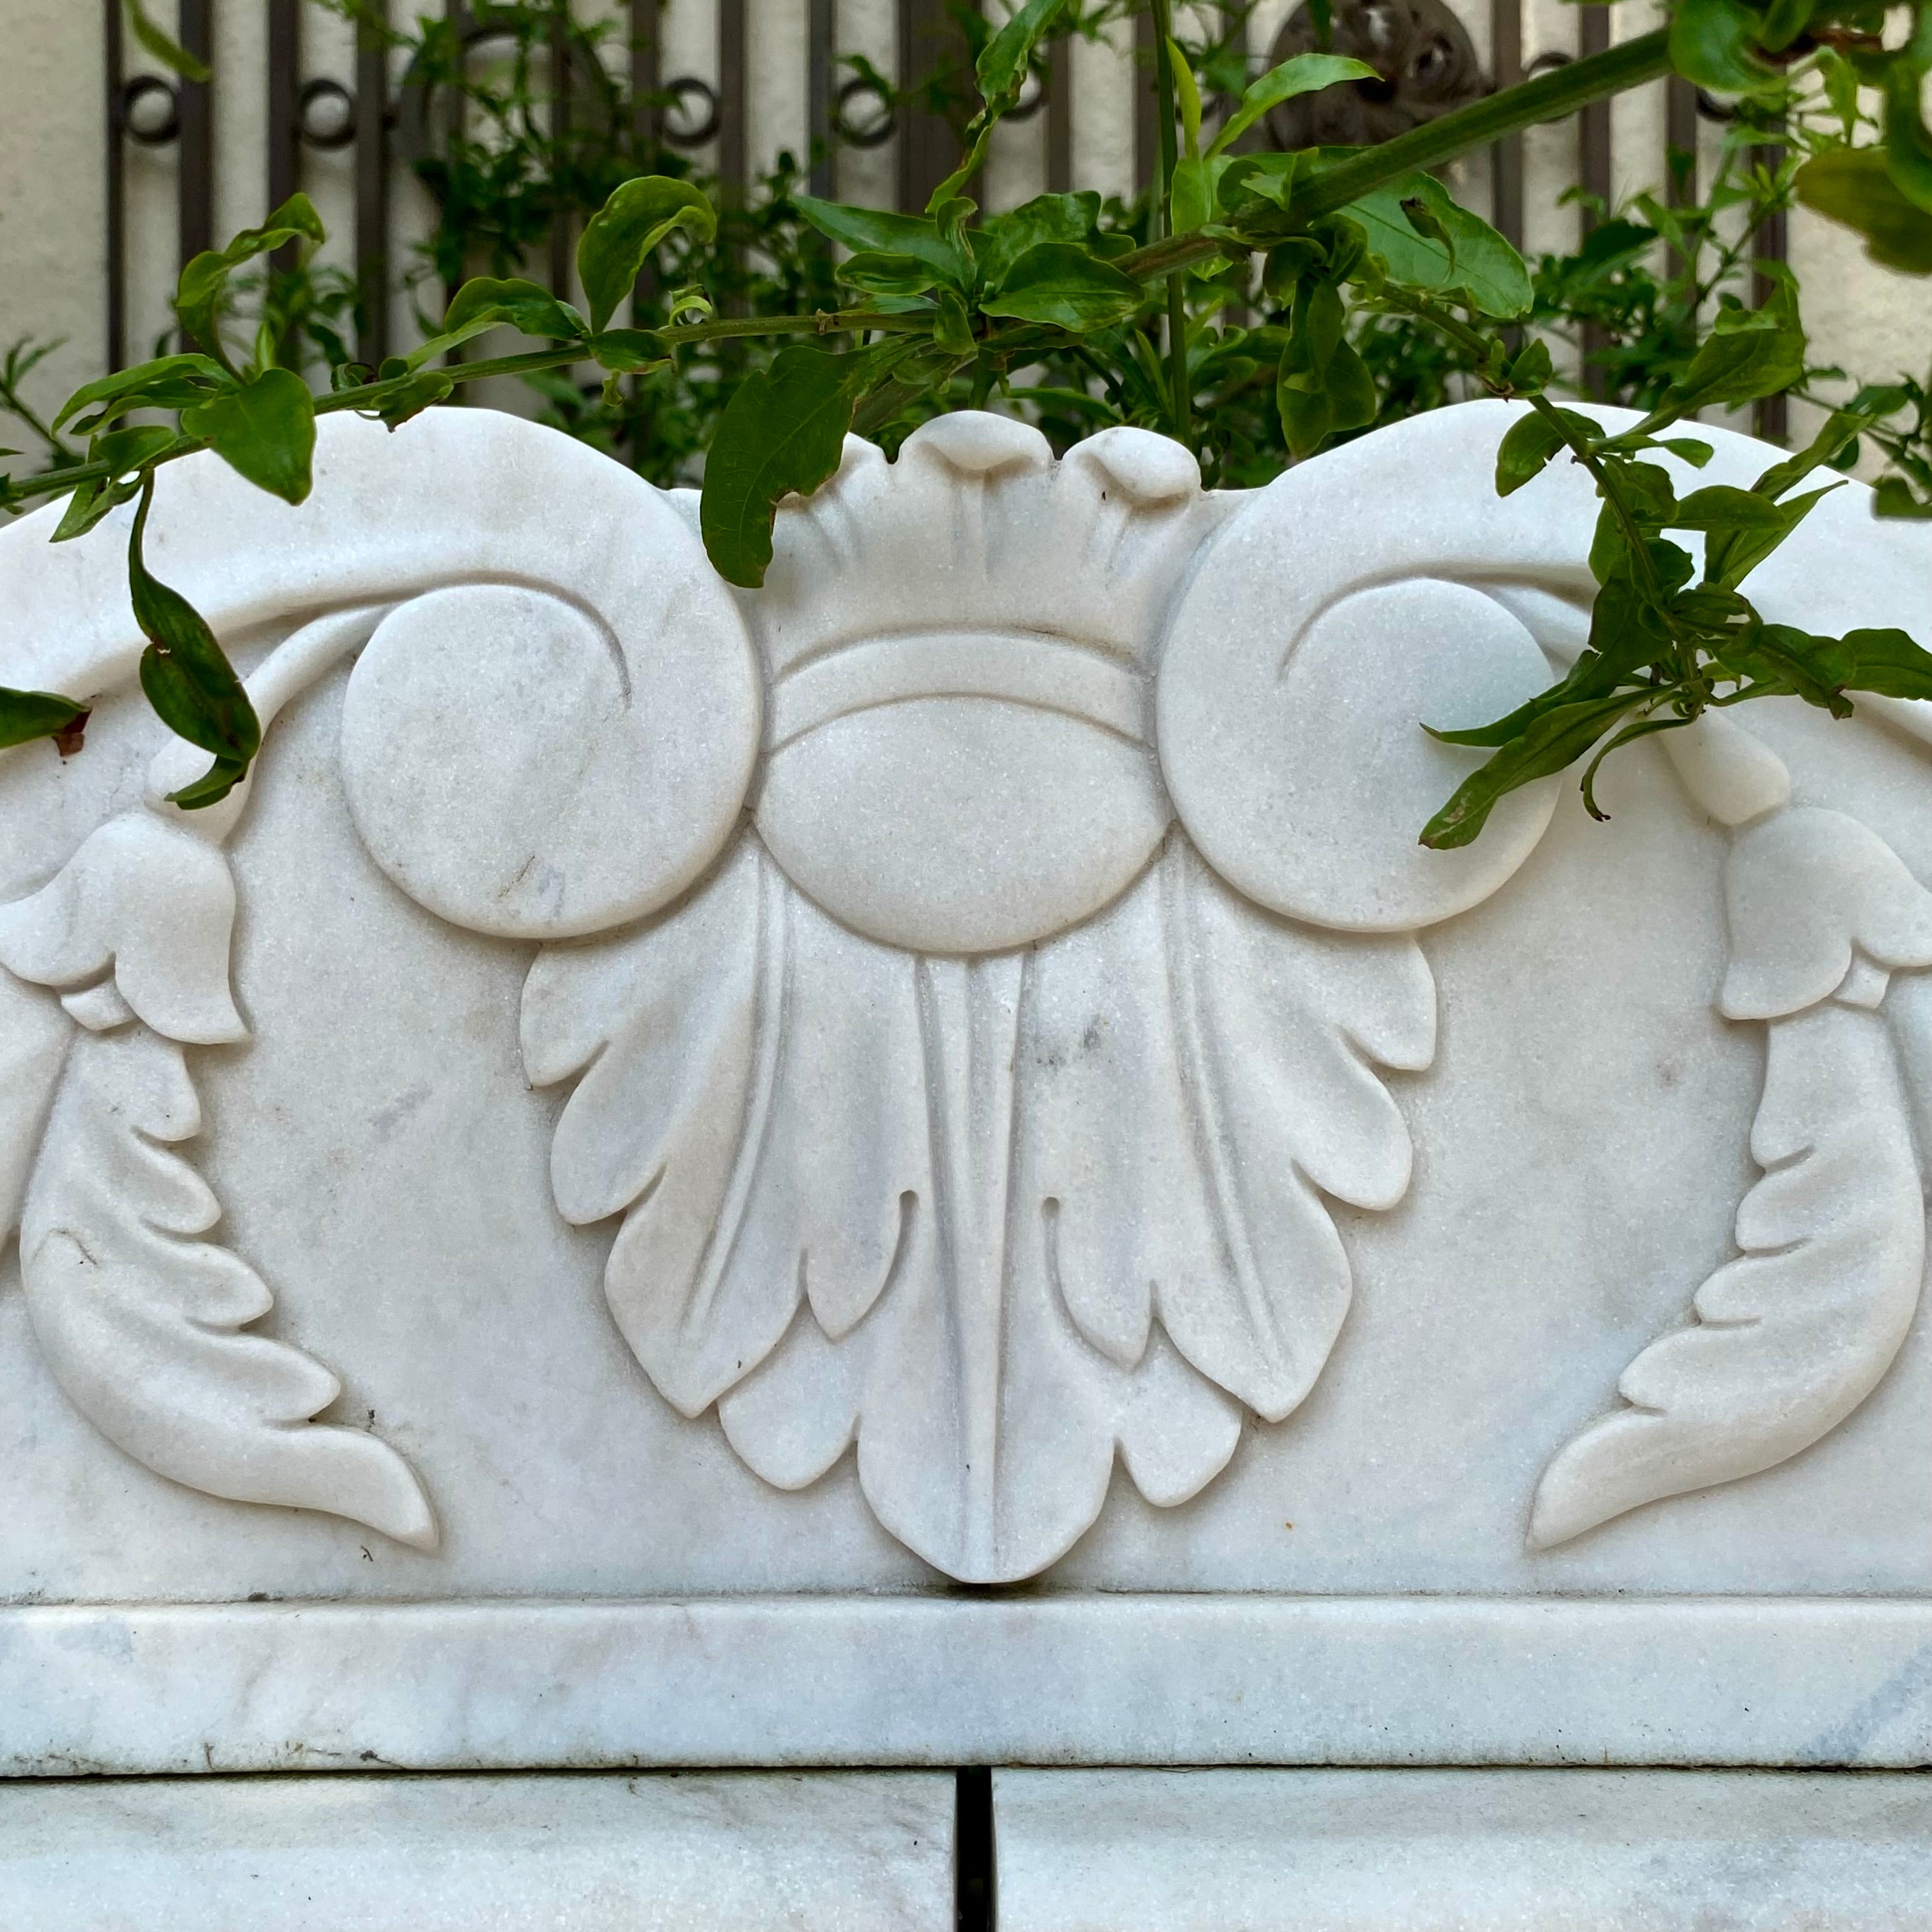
{"left": 3, "top": 401, "right": 1931, "bottom": 1579}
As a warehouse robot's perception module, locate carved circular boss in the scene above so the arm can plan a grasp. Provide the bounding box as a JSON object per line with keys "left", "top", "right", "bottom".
{"left": 339, "top": 411, "right": 1559, "bottom": 957}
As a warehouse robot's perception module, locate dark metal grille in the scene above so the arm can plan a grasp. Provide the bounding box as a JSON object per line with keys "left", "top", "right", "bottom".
{"left": 100, "top": 0, "right": 1791, "bottom": 430}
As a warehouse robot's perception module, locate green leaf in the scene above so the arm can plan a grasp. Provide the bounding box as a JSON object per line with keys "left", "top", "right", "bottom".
{"left": 1656, "top": 277, "right": 1805, "bottom": 415}
{"left": 976, "top": 0, "right": 1067, "bottom": 104}
{"left": 980, "top": 243, "right": 1143, "bottom": 330}
{"left": 1875, "top": 476, "right": 1932, "bottom": 518}
{"left": 1421, "top": 691, "right": 1650, "bottom": 848}
{"left": 1170, "top": 39, "right": 1203, "bottom": 159}
{"left": 0, "top": 686, "right": 90, "bottom": 753}
{"left": 360, "top": 369, "right": 455, "bottom": 429}
{"left": 51, "top": 476, "right": 142, "bottom": 543}
{"left": 974, "top": 192, "right": 1100, "bottom": 290}
{"left": 1495, "top": 410, "right": 1566, "bottom": 496}
{"left": 1426, "top": 644, "right": 1628, "bottom": 749}
{"left": 1171, "top": 156, "right": 1231, "bottom": 234}
{"left": 796, "top": 197, "right": 970, "bottom": 289}
{"left": 179, "top": 367, "right": 315, "bottom": 505}
{"left": 835, "top": 250, "right": 946, "bottom": 297}
{"left": 165, "top": 755, "right": 251, "bottom": 810}
{"left": 1276, "top": 278, "right": 1377, "bottom": 459}
{"left": 587, "top": 327, "right": 670, "bottom": 374}
{"left": 1348, "top": 172, "right": 1532, "bottom": 318}
{"left": 127, "top": 479, "right": 260, "bottom": 801}
{"left": 1795, "top": 149, "right": 1932, "bottom": 276}
{"left": 441, "top": 276, "right": 587, "bottom": 345}
{"left": 1702, "top": 484, "right": 1834, "bottom": 590}
{"left": 95, "top": 424, "right": 179, "bottom": 468}
{"left": 1837, "top": 626, "right": 1932, "bottom": 698}
{"left": 1668, "top": 0, "right": 1774, "bottom": 94}
{"left": 1506, "top": 337, "right": 1555, "bottom": 393}
{"left": 1669, "top": 483, "right": 1790, "bottom": 532}
{"left": 53, "top": 353, "right": 228, "bottom": 433}
{"left": 1579, "top": 713, "right": 1693, "bottom": 820}
{"left": 577, "top": 177, "right": 717, "bottom": 332}
{"left": 1751, "top": 390, "right": 1904, "bottom": 502}
{"left": 925, "top": 0, "right": 1070, "bottom": 212}
{"left": 934, "top": 289, "right": 977, "bottom": 356}
{"left": 1886, "top": 64, "right": 1932, "bottom": 215}
{"left": 125, "top": 0, "right": 208, "bottom": 82}
{"left": 175, "top": 194, "right": 326, "bottom": 359}
{"left": 700, "top": 345, "right": 883, "bottom": 590}
{"left": 1207, "top": 53, "right": 1376, "bottom": 158}
{"left": 1715, "top": 621, "right": 1853, "bottom": 713}
{"left": 1758, "top": 0, "right": 1814, "bottom": 51}
{"left": 1220, "top": 151, "right": 1303, "bottom": 216}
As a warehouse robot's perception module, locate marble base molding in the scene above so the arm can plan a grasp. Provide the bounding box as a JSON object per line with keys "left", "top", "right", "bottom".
{"left": 6, "top": 1594, "right": 1932, "bottom": 1775}
{"left": 994, "top": 1768, "right": 1932, "bottom": 1931}
{"left": 0, "top": 1770, "right": 953, "bottom": 1931}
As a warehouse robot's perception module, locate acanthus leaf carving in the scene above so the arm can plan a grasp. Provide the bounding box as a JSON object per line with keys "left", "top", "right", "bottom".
{"left": 529, "top": 831, "right": 1432, "bottom": 1583}
{"left": 19, "top": 1017, "right": 438, "bottom": 1550}
{"left": 1530, "top": 803, "right": 1932, "bottom": 1548}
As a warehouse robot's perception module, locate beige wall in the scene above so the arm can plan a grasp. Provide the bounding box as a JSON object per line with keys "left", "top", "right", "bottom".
{"left": 1, "top": 0, "right": 1926, "bottom": 448}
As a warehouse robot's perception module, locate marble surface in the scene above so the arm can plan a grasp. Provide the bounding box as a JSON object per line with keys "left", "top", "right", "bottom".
{"left": 4, "top": 401, "right": 1932, "bottom": 1771}
{"left": 995, "top": 1768, "right": 1932, "bottom": 1929}
{"left": 10, "top": 1596, "right": 1932, "bottom": 1772}
{"left": 0, "top": 1770, "right": 952, "bottom": 1930}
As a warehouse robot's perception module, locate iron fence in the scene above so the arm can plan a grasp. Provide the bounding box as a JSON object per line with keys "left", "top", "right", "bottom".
{"left": 97, "top": 0, "right": 1790, "bottom": 432}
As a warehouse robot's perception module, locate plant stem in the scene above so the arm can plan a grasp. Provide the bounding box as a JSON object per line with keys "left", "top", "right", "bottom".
{"left": 1116, "top": 25, "right": 1674, "bottom": 284}
{"left": 1146, "top": 0, "right": 1191, "bottom": 448}
{"left": 1, "top": 310, "right": 933, "bottom": 510}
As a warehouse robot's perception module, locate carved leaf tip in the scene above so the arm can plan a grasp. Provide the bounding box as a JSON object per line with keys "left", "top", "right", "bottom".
{"left": 0, "top": 813, "right": 247, "bottom": 1045}
{"left": 1721, "top": 807, "right": 1932, "bottom": 1021}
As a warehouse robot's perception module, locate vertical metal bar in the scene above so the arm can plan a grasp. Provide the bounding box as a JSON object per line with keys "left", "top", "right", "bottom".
{"left": 1664, "top": 75, "right": 1698, "bottom": 283}
{"left": 441, "top": 0, "right": 470, "bottom": 337}
{"left": 268, "top": 0, "right": 301, "bottom": 272}
{"left": 1490, "top": 0, "right": 1522, "bottom": 250}
{"left": 630, "top": 0, "right": 659, "bottom": 154}
{"left": 628, "top": 0, "right": 660, "bottom": 320}
{"left": 898, "top": 0, "right": 974, "bottom": 213}
{"left": 444, "top": 0, "right": 470, "bottom": 169}
{"left": 1579, "top": 5, "right": 1612, "bottom": 218}
{"left": 809, "top": 0, "right": 835, "bottom": 197}
{"left": 177, "top": 0, "right": 215, "bottom": 272}
{"left": 1046, "top": 27, "right": 1071, "bottom": 193}
{"left": 1665, "top": 75, "right": 1698, "bottom": 204}
{"left": 105, "top": 0, "right": 126, "bottom": 371}
{"left": 1578, "top": 3, "right": 1612, "bottom": 399}
{"left": 548, "top": 3, "right": 572, "bottom": 296}
{"left": 629, "top": 0, "right": 661, "bottom": 463}
{"left": 1752, "top": 135, "right": 1789, "bottom": 443}
{"left": 718, "top": 0, "right": 747, "bottom": 201}
{"left": 1134, "top": 4, "right": 1159, "bottom": 203}
{"left": 354, "top": 0, "right": 391, "bottom": 365}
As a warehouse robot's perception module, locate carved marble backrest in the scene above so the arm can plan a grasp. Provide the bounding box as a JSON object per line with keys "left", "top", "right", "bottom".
{"left": 4, "top": 399, "right": 1931, "bottom": 1771}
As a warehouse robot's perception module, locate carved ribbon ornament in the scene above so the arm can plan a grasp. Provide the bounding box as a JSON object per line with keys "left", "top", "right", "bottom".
{"left": 1, "top": 401, "right": 1928, "bottom": 1583}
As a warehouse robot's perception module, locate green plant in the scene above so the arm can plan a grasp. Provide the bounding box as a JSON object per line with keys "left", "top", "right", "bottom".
{"left": 6, "top": 0, "right": 1932, "bottom": 844}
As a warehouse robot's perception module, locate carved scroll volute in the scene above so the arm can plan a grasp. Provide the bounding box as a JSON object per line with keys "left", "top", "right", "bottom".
{"left": 1155, "top": 411, "right": 1571, "bottom": 934}
{"left": 0, "top": 408, "right": 761, "bottom": 1547}
{"left": 340, "top": 576, "right": 758, "bottom": 942}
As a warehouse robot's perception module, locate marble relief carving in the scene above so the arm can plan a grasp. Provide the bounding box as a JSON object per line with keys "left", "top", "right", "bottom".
{"left": 3, "top": 401, "right": 1931, "bottom": 1583}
